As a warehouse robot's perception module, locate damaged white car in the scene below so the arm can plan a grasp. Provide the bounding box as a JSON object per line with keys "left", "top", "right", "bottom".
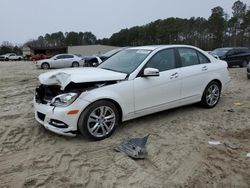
{"left": 34, "top": 45, "right": 230, "bottom": 140}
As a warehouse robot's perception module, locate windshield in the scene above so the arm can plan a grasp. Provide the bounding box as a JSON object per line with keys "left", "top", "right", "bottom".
{"left": 211, "top": 48, "right": 232, "bottom": 56}
{"left": 50, "top": 55, "right": 57, "bottom": 59}
{"left": 98, "top": 49, "right": 152, "bottom": 74}
{"left": 102, "top": 48, "right": 123, "bottom": 57}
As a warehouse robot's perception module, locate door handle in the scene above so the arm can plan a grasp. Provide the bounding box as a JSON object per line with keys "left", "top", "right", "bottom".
{"left": 170, "top": 72, "right": 179, "bottom": 79}
{"left": 202, "top": 66, "right": 208, "bottom": 71}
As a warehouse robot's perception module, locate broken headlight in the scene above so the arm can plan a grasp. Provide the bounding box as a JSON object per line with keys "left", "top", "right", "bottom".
{"left": 51, "top": 93, "right": 78, "bottom": 107}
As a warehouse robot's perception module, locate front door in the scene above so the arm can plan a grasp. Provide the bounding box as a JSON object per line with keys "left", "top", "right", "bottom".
{"left": 134, "top": 48, "right": 182, "bottom": 114}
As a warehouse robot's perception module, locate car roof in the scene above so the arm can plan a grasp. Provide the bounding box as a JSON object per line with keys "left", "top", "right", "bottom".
{"left": 128, "top": 45, "right": 201, "bottom": 51}
{"left": 56, "top": 54, "right": 75, "bottom": 56}
{"left": 215, "top": 47, "right": 249, "bottom": 50}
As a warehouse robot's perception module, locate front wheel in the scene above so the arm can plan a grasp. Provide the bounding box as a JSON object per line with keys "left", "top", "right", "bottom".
{"left": 201, "top": 81, "right": 221, "bottom": 108}
{"left": 78, "top": 100, "right": 119, "bottom": 140}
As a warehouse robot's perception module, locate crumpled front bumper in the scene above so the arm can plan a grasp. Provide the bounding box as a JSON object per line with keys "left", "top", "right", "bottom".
{"left": 33, "top": 97, "right": 90, "bottom": 136}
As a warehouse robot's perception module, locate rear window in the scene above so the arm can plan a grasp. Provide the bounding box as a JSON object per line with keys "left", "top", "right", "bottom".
{"left": 197, "top": 51, "right": 210, "bottom": 64}
{"left": 178, "top": 48, "right": 199, "bottom": 67}
{"left": 240, "top": 48, "right": 250, "bottom": 53}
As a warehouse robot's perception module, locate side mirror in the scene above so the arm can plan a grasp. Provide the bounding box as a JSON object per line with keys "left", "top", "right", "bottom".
{"left": 143, "top": 68, "right": 160, "bottom": 77}
{"left": 214, "top": 55, "right": 220, "bottom": 59}
{"left": 54, "top": 58, "right": 57, "bottom": 60}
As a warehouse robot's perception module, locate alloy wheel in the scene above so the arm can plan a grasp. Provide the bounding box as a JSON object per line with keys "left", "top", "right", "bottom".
{"left": 87, "top": 106, "right": 116, "bottom": 138}
{"left": 206, "top": 84, "right": 220, "bottom": 106}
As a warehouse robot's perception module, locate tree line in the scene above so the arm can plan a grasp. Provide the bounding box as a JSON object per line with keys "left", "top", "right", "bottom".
{"left": 0, "top": 41, "right": 22, "bottom": 55}
{"left": 25, "top": 31, "right": 97, "bottom": 48}
{"left": 100, "top": 0, "right": 250, "bottom": 50}
{"left": 0, "top": 0, "right": 249, "bottom": 55}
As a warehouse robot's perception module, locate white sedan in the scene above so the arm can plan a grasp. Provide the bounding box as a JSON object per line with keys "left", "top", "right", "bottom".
{"left": 35, "top": 54, "right": 84, "bottom": 69}
{"left": 34, "top": 45, "right": 230, "bottom": 140}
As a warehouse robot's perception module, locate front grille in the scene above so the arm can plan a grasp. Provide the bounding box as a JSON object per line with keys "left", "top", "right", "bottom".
{"left": 37, "top": 112, "right": 45, "bottom": 121}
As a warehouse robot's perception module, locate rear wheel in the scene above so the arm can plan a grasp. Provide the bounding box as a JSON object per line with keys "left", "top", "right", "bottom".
{"left": 72, "top": 61, "right": 79, "bottom": 67}
{"left": 201, "top": 81, "right": 221, "bottom": 108}
{"left": 41, "top": 63, "right": 50, "bottom": 69}
{"left": 240, "top": 60, "right": 248, "bottom": 68}
{"left": 78, "top": 100, "right": 119, "bottom": 140}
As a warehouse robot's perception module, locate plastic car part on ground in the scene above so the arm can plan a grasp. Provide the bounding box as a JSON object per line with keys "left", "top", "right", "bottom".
{"left": 227, "top": 109, "right": 235, "bottom": 112}
{"left": 208, "top": 140, "right": 221, "bottom": 145}
{"left": 114, "top": 135, "right": 150, "bottom": 159}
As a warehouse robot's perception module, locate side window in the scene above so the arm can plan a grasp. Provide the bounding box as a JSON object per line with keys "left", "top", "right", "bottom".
{"left": 146, "top": 49, "right": 176, "bottom": 72}
{"left": 90, "top": 58, "right": 98, "bottom": 63}
{"left": 234, "top": 49, "right": 240, "bottom": 55}
{"left": 197, "top": 51, "right": 210, "bottom": 64}
{"left": 178, "top": 48, "right": 199, "bottom": 67}
{"left": 242, "top": 49, "right": 250, "bottom": 53}
{"left": 56, "top": 55, "right": 64, "bottom": 59}
{"left": 227, "top": 50, "right": 235, "bottom": 56}
{"left": 65, "top": 55, "right": 73, "bottom": 59}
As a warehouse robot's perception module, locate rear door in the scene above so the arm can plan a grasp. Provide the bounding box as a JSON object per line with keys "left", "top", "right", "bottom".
{"left": 177, "top": 47, "right": 212, "bottom": 103}
{"left": 225, "top": 49, "right": 239, "bottom": 65}
{"left": 64, "top": 55, "right": 74, "bottom": 67}
{"left": 134, "top": 48, "right": 182, "bottom": 114}
{"left": 52, "top": 55, "right": 64, "bottom": 68}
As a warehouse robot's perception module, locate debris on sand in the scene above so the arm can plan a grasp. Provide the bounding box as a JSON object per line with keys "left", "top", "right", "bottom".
{"left": 247, "top": 153, "right": 250, "bottom": 158}
{"left": 114, "top": 135, "right": 149, "bottom": 159}
{"left": 208, "top": 141, "right": 221, "bottom": 145}
{"left": 227, "top": 109, "right": 235, "bottom": 112}
{"left": 234, "top": 102, "right": 243, "bottom": 106}
{"left": 224, "top": 142, "right": 239, "bottom": 150}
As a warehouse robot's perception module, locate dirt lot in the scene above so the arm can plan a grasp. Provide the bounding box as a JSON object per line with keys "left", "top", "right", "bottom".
{"left": 0, "top": 61, "right": 249, "bottom": 188}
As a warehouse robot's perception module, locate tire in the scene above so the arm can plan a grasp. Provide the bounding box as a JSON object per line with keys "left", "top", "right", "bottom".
{"left": 78, "top": 100, "right": 120, "bottom": 140}
{"left": 247, "top": 74, "right": 250, "bottom": 79}
{"left": 41, "top": 63, "right": 50, "bottom": 69}
{"left": 200, "top": 81, "right": 221, "bottom": 108}
{"left": 240, "top": 60, "right": 248, "bottom": 68}
{"left": 18, "top": 57, "right": 21, "bottom": 61}
{"left": 5, "top": 58, "right": 9, "bottom": 61}
{"left": 72, "top": 61, "right": 79, "bottom": 67}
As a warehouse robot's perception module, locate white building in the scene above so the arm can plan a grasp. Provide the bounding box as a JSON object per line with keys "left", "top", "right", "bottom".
{"left": 22, "top": 46, "right": 31, "bottom": 56}
{"left": 67, "top": 44, "right": 118, "bottom": 56}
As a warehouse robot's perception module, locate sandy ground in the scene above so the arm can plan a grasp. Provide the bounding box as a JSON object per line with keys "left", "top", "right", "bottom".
{"left": 0, "top": 61, "right": 249, "bottom": 188}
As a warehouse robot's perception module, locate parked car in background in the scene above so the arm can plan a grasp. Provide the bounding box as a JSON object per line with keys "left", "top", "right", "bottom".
{"left": 210, "top": 47, "right": 250, "bottom": 67}
{"left": 83, "top": 56, "right": 102, "bottom": 67}
{"left": 34, "top": 45, "right": 230, "bottom": 140}
{"left": 35, "top": 54, "right": 84, "bottom": 69}
{"left": 31, "top": 54, "right": 49, "bottom": 61}
{"left": 247, "top": 63, "right": 250, "bottom": 79}
{"left": 0, "top": 53, "right": 23, "bottom": 61}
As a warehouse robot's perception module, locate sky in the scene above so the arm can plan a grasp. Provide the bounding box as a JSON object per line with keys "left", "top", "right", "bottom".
{"left": 0, "top": 0, "right": 246, "bottom": 45}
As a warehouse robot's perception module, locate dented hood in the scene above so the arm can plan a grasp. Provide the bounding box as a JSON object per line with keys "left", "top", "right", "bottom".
{"left": 39, "top": 67, "right": 127, "bottom": 90}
